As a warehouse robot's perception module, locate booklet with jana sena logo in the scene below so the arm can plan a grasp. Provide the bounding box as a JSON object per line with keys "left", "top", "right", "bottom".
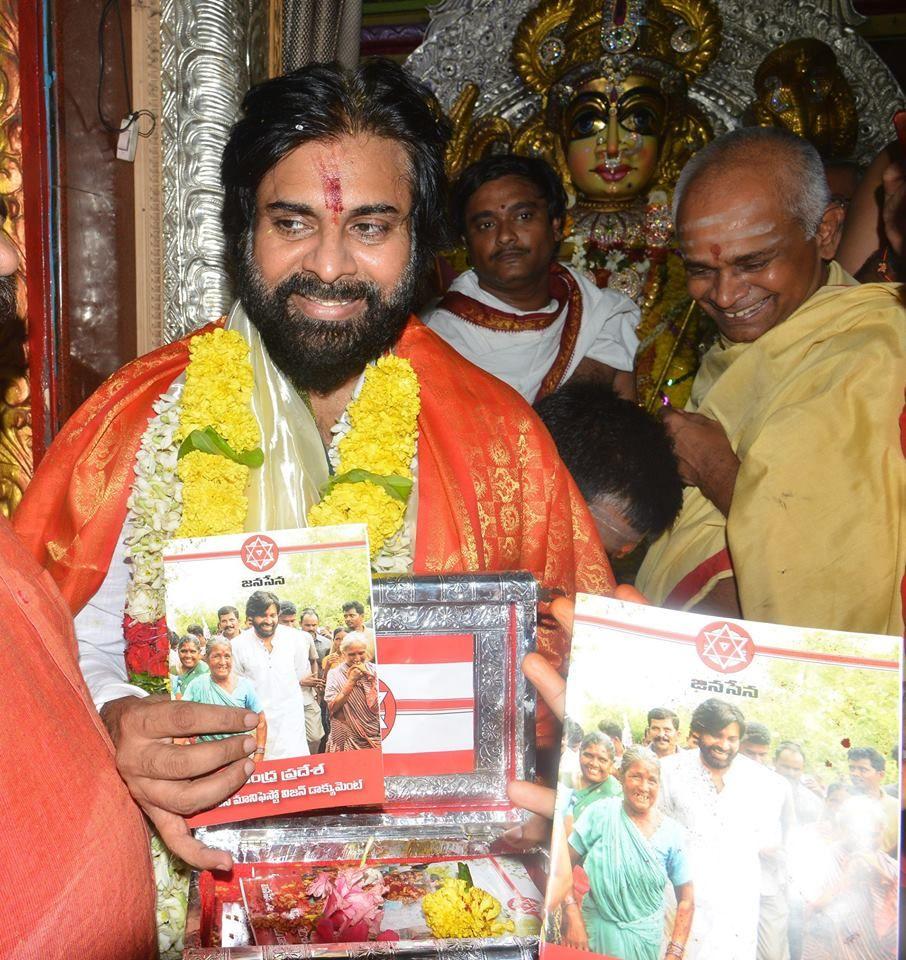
{"left": 541, "top": 594, "right": 901, "bottom": 960}
{"left": 163, "top": 523, "right": 384, "bottom": 827}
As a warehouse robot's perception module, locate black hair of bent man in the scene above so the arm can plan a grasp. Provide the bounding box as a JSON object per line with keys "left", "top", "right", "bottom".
{"left": 534, "top": 380, "right": 683, "bottom": 538}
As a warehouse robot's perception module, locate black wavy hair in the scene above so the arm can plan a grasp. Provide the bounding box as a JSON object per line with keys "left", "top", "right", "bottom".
{"left": 221, "top": 58, "right": 452, "bottom": 275}
{"left": 690, "top": 698, "right": 747, "bottom": 738}
{"left": 534, "top": 381, "right": 683, "bottom": 539}
{"left": 246, "top": 590, "right": 280, "bottom": 619}
{"left": 742, "top": 721, "right": 771, "bottom": 746}
{"left": 647, "top": 707, "right": 679, "bottom": 730}
{"left": 450, "top": 154, "right": 568, "bottom": 238}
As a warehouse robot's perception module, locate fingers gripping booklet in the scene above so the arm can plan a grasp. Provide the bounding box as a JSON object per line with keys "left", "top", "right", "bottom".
{"left": 541, "top": 594, "right": 902, "bottom": 960}
{"left": 163, "top": 523, "right": 384, "bottom": 826}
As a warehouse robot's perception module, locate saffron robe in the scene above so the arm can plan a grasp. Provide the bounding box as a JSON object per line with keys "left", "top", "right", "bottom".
{"left": 13, "top": 316, "right": 612, "bottom": 746}
{"left": 637, "top": 264, "right": 906, "bottom": 634}
{"left": 0, "top": 517, "right": 156, "bottom": 958}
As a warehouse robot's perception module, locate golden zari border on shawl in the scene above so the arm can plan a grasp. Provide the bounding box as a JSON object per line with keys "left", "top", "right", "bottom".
{"left": 438, "top": 264, "right": 584, "bottom": 402}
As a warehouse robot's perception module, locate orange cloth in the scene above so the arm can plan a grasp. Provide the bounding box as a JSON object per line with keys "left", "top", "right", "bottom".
{"left": 14, "top": 325, "right": 216, "bottom": 613}
{"left": 14, "top": 317, "right": 612, "bottom": 745}
{"left": 0, "top": 516, "right": 156, "bottom": 958}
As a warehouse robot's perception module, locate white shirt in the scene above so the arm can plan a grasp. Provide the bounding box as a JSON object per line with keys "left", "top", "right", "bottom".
{"left": 232, "top": 624, "right": 311, "bottom": 759}
{"left": 658, "top": 748, "right": 789, "bottom": 960}
{"left": 423, "top": 265, "right": 639, "bottom": 402}
{"left": 74, "top": 532, "right": 145, "bottom": 710}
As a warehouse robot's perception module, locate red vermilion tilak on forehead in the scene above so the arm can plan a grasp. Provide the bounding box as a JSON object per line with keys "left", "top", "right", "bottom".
{"left": 710, "top": 244, "right": 721, "bottom": 260}
{"left": 317, "top": 158, "right": 344, "bottom": 223}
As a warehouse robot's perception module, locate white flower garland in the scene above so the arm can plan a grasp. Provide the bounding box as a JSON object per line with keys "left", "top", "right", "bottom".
{"left": 151, "top": 834, "right": 191, "bottom": 959}
{"left": 124, "top": 382, "right": 190, "bottom": 953}
{"left": 124, "top": 382, "right": 184, "bottom": 624}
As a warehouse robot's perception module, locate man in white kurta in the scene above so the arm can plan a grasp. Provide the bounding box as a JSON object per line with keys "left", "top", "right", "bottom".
{"left": 231, "top": 595, "right": 311, "bottom": 760}
{"left": 658, "top": 702, "right": 791, "bottom": 960}
{"left": 422, "top": 154, "right": 638, "bottom": 404}
{"left": 425, "top": 264, "right": 638, "bottom": 403}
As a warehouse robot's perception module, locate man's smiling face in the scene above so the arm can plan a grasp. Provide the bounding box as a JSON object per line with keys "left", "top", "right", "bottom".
{"left": 677, "top": 167, "right": 841, "bottom": 343}
{"left": 242, "top": 133, "right": 418, "bottom": 394}
{"left": 699, "top": 721, "right": 741, "bottom": 771}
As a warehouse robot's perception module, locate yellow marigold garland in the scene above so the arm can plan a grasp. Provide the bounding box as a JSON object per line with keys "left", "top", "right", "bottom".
{"left": 308, "top": 355, "right": 419, "bottom": 559}
{"left": 178, "top": 327, "right": 258, "bottom": 451}
{"left": 422, "top": 878, "right": 515, "bottom": 939}
{"left": 175, "top": 328, "right": 260, "bottom": 538}
{"left": 337, "top": 355, "right": 419, "bottom": 477}
{"left": 177, "top": 452, "right": 250, "bottom": 538}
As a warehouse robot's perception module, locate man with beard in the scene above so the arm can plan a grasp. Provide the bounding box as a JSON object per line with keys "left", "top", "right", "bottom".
{"left": 13, "top": 59, "right": 611, "bottom": 754}
{"left": 232, "top": 591, "right": 313, "bottom": 759}
{"left": 0, "top": 216, "right": 258, "bottom": 952}
{"left": 658, "top": 698, "right": 792, "bottom": 960}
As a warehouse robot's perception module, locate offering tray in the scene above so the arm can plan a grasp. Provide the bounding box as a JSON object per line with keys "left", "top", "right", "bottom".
{"left": 184, "top": 573, "right": 542, "bottom": 959}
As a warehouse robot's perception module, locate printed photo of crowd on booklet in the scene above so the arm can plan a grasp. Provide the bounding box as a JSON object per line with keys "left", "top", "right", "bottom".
{"left": 541, "top": 595, "right": 901, "bottom": 960}
{"left": 164, "top": 525, "right": 378, "bottom": 762}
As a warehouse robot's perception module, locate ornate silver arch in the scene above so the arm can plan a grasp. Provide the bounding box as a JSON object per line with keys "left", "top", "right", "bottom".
{"left": 157, "top": 0, "right": 267, "bottom": 344}
{"left": 406, "top": 0, "right": 904, "bottom": 166}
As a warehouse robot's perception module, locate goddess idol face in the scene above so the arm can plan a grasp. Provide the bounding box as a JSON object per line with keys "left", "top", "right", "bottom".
{"left": 563, "top": 75, "right": 665, "bottom": 203}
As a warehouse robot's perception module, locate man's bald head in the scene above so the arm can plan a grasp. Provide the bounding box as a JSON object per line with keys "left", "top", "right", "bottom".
{"left": 673, "top": 127, "right": 830, "bottom": 241}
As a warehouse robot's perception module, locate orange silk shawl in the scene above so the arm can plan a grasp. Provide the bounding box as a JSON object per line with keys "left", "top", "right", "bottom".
{"left": 14, "top": 318, "right": 613, "bottom": 743}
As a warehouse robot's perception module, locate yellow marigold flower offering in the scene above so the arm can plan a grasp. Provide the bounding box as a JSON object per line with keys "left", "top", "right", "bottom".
{"left": 422, "top": 879, "right": 515, "bottom": 939}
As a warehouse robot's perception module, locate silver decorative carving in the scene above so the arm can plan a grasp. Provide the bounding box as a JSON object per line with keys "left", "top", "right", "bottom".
{"left": 159, "top": 0, "right": 267, "bottom": 344}
{"left": 405, "top": 0, "right": 904, "bottom": 167}
{"left": 184, "top": 936, "right": 537, "bottom": 959}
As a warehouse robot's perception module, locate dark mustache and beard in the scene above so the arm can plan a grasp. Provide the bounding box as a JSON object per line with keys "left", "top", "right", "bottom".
{"left": 237, "top": 249, "right": 419, "bottom": 396}
{"left": 0, "top": 272, "right": 16, "bottom": 328}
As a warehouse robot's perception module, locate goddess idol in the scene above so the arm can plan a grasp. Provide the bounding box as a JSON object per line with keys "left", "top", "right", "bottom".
{"left": 444, "top": 0, "right": 723, "bottom": 408}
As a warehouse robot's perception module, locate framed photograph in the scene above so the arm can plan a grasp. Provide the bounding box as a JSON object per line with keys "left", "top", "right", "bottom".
{"left": 541, "top": 595, "right": 901, "bottom": 960}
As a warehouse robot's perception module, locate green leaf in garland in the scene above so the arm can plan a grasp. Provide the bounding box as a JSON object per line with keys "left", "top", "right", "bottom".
{"left": 324, "top": 468, "right": 413, "bottom": 503}
{"left": 177, "top": 426, "right": 264, "bottom": 469}
{"left": 128, "top": 672, "right": 172, "bottom": 696}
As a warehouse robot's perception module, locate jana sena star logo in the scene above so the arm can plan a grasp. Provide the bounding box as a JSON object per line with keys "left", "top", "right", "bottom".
{"left": 694, "top": 621, "right": 755, "bottom": 674}
{"left": 377, "top": 680, "right": 397, "bottom": 739}
{"left": 240, "top": 534, "right": 279, "bottom": 572}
